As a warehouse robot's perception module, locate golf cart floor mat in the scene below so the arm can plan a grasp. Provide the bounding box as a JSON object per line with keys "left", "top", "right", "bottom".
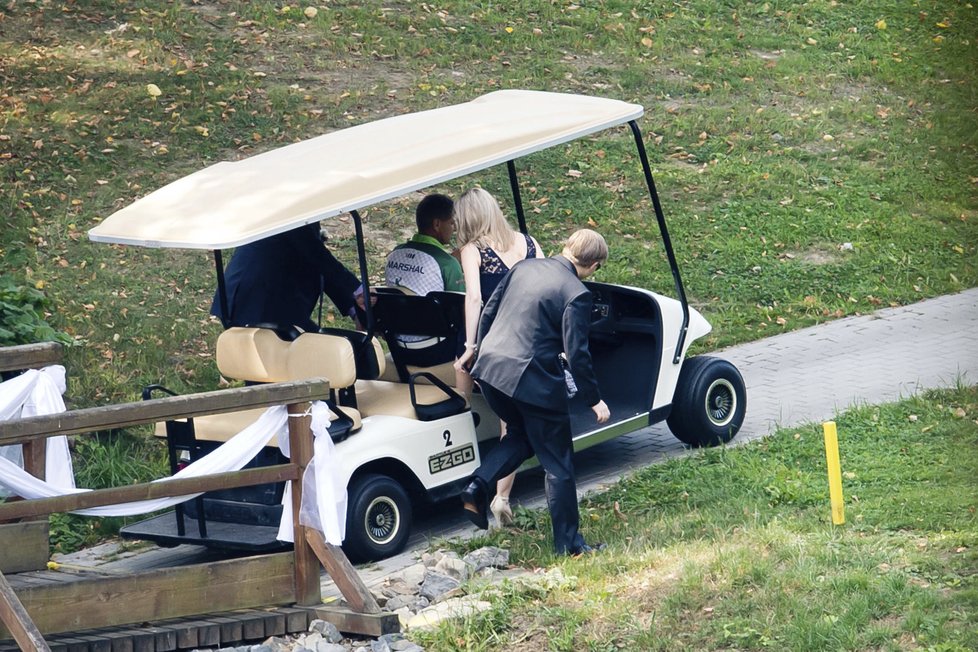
{"left": 120, "top": 512, "right": 290, "bottom": 552}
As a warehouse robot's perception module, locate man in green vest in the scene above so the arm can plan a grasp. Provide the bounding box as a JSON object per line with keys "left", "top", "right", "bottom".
{"left": 382, "top": 194, "right": 465, "bottom": 369}
{"left": 386, "top": 194, "right": 463, "bottom": 295}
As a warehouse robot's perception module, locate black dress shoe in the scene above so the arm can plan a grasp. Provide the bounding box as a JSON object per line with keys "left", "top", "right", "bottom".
{"left": 569, "top": 542, "right": 607, "bottom": 557}
{"left": 460, "top": 478, "right": 489, "bottom": 530}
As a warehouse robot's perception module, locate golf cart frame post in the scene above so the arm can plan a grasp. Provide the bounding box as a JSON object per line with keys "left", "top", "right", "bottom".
{"left": 627, "top": 120, "right": 690, "bottom": 363}
{"left": 0, "top": 374, "right": 391, "bottom": 644}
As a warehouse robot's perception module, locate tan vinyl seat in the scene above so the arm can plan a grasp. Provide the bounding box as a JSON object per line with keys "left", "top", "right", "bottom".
{"left": 158, "top": 327, "right": 465, "bottom": 435}
{"left": 354, "top": 379, "right": 468, "bottom": 421}
{"left": 378, "top": 354, "right": 457, "bottom": 388}
{"left": 155, "top": 327, "right": 381, "bottom": 442}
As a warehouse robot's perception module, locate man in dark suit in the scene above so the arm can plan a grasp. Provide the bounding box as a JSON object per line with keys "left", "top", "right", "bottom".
{"left": 459, "top": 229, "right": 611, "bottom": 556}
{"left": 211, "top": 223, "right": 361, "bottom": 333}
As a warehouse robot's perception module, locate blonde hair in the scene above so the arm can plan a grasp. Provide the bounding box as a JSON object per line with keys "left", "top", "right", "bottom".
{"left": 562, "top": 229, "right": 608, "bottom": 268}
{"left": 454, "top": 188, "right": 517, "bottom": 251}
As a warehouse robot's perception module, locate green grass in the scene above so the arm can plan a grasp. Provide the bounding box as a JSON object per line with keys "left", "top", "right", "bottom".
{"left": 48, "top": 429, "right": 168, "bottom": 554}
{"left": 2, "top": 0, "right": 975, "bottom": 407}
{"left": 414, "top": 386, "right": 978, "bottom": 652}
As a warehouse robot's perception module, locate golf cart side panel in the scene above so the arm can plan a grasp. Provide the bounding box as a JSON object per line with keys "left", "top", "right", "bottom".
{"left": 582, "top": 282, "right": 711, "bottom": 414}
{"left": 470, "top": 392, "right": 503, "bottom": 444}
{"left": 336, "top": 412, "right": 479, "bottom": 493}
{"left": 652, "top": 295, "right": 711, "bottom": 411}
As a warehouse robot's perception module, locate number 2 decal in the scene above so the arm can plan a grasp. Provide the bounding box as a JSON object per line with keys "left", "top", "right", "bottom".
{"left": 443, "top": 429, "right": 453, "bottom": 447}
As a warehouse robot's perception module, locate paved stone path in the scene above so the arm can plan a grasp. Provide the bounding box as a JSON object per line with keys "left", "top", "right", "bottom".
{"left": 352, "top": 287, "right": 978, "bottom": 586}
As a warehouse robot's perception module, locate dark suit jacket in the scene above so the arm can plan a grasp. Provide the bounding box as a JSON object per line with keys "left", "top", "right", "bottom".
{"left": 211, "top": 224, "right": 360, "bottom": 332}
{"left": 471, "top": 255, "right": 601, "bottom": 410}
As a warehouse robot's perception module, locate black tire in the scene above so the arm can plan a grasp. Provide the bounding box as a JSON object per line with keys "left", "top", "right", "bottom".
{"left": 343, "top": 473, "right": 413, "bottom": 563}
{"left": 667, "top": 356, "right": 746, "bottom": 447}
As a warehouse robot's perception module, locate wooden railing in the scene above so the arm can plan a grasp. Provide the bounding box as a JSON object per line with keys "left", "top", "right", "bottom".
{"left": 0, "top": 343, "right": 64, "bottom": 374}
{"left": 0, "top": 344, "right": 383, "bottom": 649}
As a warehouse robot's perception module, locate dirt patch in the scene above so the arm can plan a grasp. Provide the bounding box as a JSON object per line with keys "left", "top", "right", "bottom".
{"left": 788, "top": 245, "right": 842, "bottom": 265}
{"left": 255, "top": 58, "right": 419, "bottom": 98}
{"left": 560, "top": 52, "right": 625, "bottom": 76}
{"left": 661, "top": 156, "right": 707, "bottom": 172}
{"left": 505, "top": 613, "right": 559, "bottom": 651}
{"left": 869, "top": 614, "right": 905, "bottom": 632}
{"left": 659, "top": 67, "right": 697, "bottom": 86}
{"left": 609, "top": 544, "right": 720, "bottom": 622}
{"left": 660, "top": 98, "right": 688, "bottom": 113}
{"left": 187, "top": 0, "right": 225, "bottom": 21}
{"left": 750, "top": 49, "right": 784, "bottom": 61}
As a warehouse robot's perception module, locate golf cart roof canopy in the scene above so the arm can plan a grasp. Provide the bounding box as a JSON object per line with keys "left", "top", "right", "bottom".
{"left": 88, "top": 90, "right": 643, "bottom": 250}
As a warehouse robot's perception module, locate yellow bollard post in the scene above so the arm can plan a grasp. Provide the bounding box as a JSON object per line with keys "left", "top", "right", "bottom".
{"left": 822, "top": 421, "right": 845, "bottom": 525}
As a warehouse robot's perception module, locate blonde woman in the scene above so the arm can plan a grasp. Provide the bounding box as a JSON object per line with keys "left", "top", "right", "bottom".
{"left": 453, "top": 187, "right": 543, "bottom": 526}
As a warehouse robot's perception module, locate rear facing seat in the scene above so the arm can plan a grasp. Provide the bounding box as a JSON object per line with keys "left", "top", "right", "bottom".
{"left": 371, "top": 287, "right": 463, "bottom": 390}
{"left": 162, "top": 327, "right": 469, "bottom": 444}
{"left": 378, "top": 358, "right": 457, "bottom": 387}
{"left": 168, "top": 327, "right": 367, "bottom": 443}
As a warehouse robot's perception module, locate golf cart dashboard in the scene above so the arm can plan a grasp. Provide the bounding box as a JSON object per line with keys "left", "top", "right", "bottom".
{"left": 585, "top": 282, "right": 661, "bottom": 336}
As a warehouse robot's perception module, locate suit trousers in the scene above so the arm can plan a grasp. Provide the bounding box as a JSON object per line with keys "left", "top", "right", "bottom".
{"left": 473, "top": 382, "right": 586, "bottom": 554}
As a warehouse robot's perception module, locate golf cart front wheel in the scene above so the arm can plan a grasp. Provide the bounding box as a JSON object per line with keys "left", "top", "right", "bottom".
{"left": 343, "top": 473, "right": 413, "bottom": 563}
{"left": 667, "top": 356, "right": 746, "bottom": 447}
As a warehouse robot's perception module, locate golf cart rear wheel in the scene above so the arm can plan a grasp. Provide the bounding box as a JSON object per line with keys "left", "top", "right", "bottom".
{"left": 667, "top": 356, "right": 746, "bottom": 447}
{"left": 343, "top": 473, "right": 413, "bottom": 563}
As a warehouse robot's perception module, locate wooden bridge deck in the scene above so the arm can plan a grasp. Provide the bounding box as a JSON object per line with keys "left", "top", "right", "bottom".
{"left": 0, "top": 604, "right": 318, "bottom": 652}
{"left": 1, "top": 541, "right": 398, "bottom": 650}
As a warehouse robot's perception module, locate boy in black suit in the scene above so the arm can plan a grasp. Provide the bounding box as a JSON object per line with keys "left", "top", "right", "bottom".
{"left": 459, "top": 229, "right": 610, "bottom": 556}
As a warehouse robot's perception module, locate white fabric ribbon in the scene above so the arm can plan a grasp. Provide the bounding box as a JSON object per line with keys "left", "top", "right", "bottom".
{"left": 0, "top": 366, "right": 74, "bottom": 495}
{"left": 0, "top": 404, "right": 291, "bottom": 516}
{"left": 0, "top": 368, "right": 348, "bottom": 545}
{"left": 277, "top": 401, "right": 348, "bottom": 545}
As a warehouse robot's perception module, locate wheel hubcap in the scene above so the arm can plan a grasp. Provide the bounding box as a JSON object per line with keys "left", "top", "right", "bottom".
{"left": 364, "top": 496, "right": 400, "bottom": 545}
{"left": 704, "top": 378, "right": 736, "bottom": 427}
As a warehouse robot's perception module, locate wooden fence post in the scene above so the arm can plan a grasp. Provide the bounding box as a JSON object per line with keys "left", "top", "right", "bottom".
{"left": 21, "top": 440, "right": 46, "bottom": 482}
{"left": 287, "top": 401, "right": 321, "bottom": 606}
{"left": 304, "top": 530, "right": 380, "bottom": 614}
{"left": 2, "top": 343, "right": 53, "bottom": 581}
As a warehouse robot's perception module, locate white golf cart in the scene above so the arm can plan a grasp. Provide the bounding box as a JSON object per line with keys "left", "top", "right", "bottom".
{"left": 89, "top": 90, "right": 746, "bottom": 563}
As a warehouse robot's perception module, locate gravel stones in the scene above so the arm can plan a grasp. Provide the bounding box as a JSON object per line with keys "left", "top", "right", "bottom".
{"left": 462, "top": 546, "right": 509, "bottom": 573}
{"left": 190, "top": 547, "right": 515, "bottom": 652}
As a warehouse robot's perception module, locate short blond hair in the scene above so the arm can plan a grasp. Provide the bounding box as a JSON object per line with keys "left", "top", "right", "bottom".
{"left": 454, "top": 188, "right": 517, "bottom": 251}
{"left": 562, "top": 229, "right": 608, "bottom": 267}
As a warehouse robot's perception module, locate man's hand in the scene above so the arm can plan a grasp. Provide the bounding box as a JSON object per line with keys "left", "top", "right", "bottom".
{"left": 353, "top": 285, "right": 378, "bottom": 311}
{"left": 591, "top": 400, "right": 610, "bottom": 424}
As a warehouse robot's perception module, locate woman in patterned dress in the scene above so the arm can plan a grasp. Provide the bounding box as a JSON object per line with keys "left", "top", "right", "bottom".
{"left": 453, "top": 187, "right": 543, "bottom": 526}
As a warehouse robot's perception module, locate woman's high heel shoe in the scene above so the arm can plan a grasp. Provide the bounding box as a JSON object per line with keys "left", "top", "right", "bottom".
{"left": 490, "top": 494, "right": 514, "bottom": 526}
